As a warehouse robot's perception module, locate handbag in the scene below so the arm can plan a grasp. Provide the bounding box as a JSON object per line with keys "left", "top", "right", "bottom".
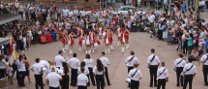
{"left": 126, "top": 69, "right": 138, "bottom": 83}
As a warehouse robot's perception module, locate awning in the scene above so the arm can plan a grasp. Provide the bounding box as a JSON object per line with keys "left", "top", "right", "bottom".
{"left": 0, "top": 37, "right": 10, "bottom": 46}
{"left": 0, "top": 14, "right": 21, "bottom": 25}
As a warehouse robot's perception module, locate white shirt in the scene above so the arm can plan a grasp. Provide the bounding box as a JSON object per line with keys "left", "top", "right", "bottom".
{"left": 55, "top": 55, "right": 65, "bottom": 68}
{"left": 46, "top": 72, "right": 62, "bottom": 87}
{"left": 93, "top": 66, "right": 104, "bottom": 75}
{"left": 83, "top": 59, "right": 94, "bottom": 68}
{"left": 174, "top": 58, "right": 186, "bottom": 67}
{"left": 147, "top": 54, "right": 160, "bottom": 65}
{"left": 39, "top": 60, "right": 50, "bottom": 69}
{"left": 68, "top": 57, "right": 80, "bottom": 69}
{"left": 157, "top": 67, "right": 169, "bottom": 80}
{"left": 183, "top": 63, "right": 197, "bottom": 75}
{"left": 125, "top": 55, "right": 139, "bottom": 67}
{"left": 200, "top": 54, "right": 208, "bottom": 65}
{"left": 128, "top": 68, "right": 142, "bottom": 81}
{"left": 77, "top": 73, "right": 88, "bottom": 86}
{"left": 0, "top": 59, "right": 6, "bottom": 69}
{"left": 31, "top": 63, "right": 42, "bottom": 75}
{"left": 16, "top": 60, "right": 26, "bottom": 72}
{"left": 100, "top": 56, "right": 110, "bottom": 67}
{"left": 148, "top": 15, "right": 155, "bottom": 23}
{"left": 199, "top": 0, "right": 206, "bottom": 6}
{"left": 78, "top": 67, "right": 89, "bottom": 75}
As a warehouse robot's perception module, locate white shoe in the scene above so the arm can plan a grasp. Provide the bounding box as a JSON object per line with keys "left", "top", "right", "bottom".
{"left": 69, "top": 50, "right": 73, "bottom": 54}
{"left": 110, "top": 46, "right": 114, "bottom": 50}
{"left": 117, "top": 42, "right": 120, "bottom": 46}
{"left": 126, "top": 44, "right": 129, "bottom": 49}
{"left": 108, "top": 48, "right": 110, "bottom": 53}
{"left": 62, "top": 48, "right": 66, "bottom": 53}
{"left": 121, "top": 47, "right": 125, "bottom": 52}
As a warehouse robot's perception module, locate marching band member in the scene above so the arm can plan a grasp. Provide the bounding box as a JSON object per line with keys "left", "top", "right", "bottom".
{"left": 117, "top": 26, "right": 122, "bottom": 46}
{"left": 120, "top": 27, "right": 130, "bottom": 52}
{"left": 103, "top": 29, "right": 112, "bottom": 53}
{"left": 89, "top": 31, "right": 96, "bottom": 53}
{"left": 124, "top": 27, "right": 130, "bottom": 49}
{"left": 68, "top": 32, "right": 74, "bottom": 54}
{"left": 78, "top": 27, "right": 85, "bottom": 51}
{"left": 60, "top": 29, "right": 67, "bottom": 52}
{"left": 85, "top": 32, "right": 92, "bottom": 54}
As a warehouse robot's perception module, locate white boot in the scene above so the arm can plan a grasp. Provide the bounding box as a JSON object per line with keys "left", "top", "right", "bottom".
{"left": 86, "top": 50, "right": 88, "bottom": 54}
{"left": 69, "top": 50, "right": 73, "bottom": 54}
{"left": 121, "top": 47, "right": 125, "bottom": 52}
{"left": 105, "top": 49, "right": 108, "bottom": 54}
{"left": 126, "top": 44, "right": 129, "bottom": 49}
{"left": 62, "top": 48, "right": 66, "bottom": 53}
{"left": 92, "top": 49, "right": 94, "bottom": 53}
{"left": 108, "top": 48, "right": 110, "bottom": 53}
{"left": 88, "top": 50, "right": 91, "bottom": 54}
{"left": 65, "top": 45, "right": 69, "bottom": 50}
{"left": 110, "top": 45, "right": 114, "bottom": 50}
{"left": 117, "top": 42, "right": 120, "bottom": 46}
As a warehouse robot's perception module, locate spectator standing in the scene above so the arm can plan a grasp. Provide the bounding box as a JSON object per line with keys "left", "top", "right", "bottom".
{"left": 60, "top": 62, "right": 70, "bottom": 89}
{"left": 200, "top": 49, "right": 208, "bottom": 86}
{"left": 16, "top": 54, "right": 26, "bottom": 87}
{"left": 77, "top": 68, "right": 89, "bottom": 89}
{"left": 128, "top": 63, "right": 143, "bottom": 89}
{"left": 46, "top": 67, "right": 62, "bottom": 89}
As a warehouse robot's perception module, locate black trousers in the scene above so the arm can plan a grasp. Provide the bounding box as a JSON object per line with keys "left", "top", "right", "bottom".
{"left": 17, "top": 71, "right": 26, "bottom": 87}
{"left": 71, "top": 68, "right": 78, "bottom": 86}
{"left": 49, "top": 87, "right": 59, "bottom": 89}
{"left": 130, "top": 80, "right": 140, "bottom": 89}
{"left": 95, "top": 75, "right": 105, "bottom": 89}
{"left": 176, "top": 67, "right": 184, "bottom": 86}
{"left": 77, "top": 86, "right": 87, "bottom": 89}
{"left": 183, "top": 75, "right": 194, "bottom": 89}
{"left": 87, "top": 67, "right": 95, "bottom": 86}
{"left": 157, "top": 79, "right": 166, "bottom": 89}
{"left": 203, "top": 65, "right": 208, "bottom": 85}
{"left": 0, "top": 69, "right": 6, "bottom": 79}
{"left": 61, "top": 75, "right": 69, "bottom": 89}
{"left": 34, "top": 74, "right": 44, "bottom": 89}
{"left": 104, "top": 67, "right": 111, "bottom": 85}
{"left": 128, "top": 66, "right": 134, "bottom": 73}
{"left": 157, "top": 30, "right": 163, "bottom": 40}
{"left": 149, "top": 65, "right": 158, "bottom": 87}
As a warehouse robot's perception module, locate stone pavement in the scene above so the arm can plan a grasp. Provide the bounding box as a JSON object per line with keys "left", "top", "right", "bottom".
{"left": 7, "top": 32, "right": 208, "bottom": 89}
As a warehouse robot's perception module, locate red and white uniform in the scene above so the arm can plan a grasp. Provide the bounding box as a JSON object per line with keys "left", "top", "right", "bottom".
{"left": 120, "top": 29, "right": 129, "bottom": 44}
{"left": 103, "top": 31, "right": 113, "bottom": 45}
{"left": 85, "top": 34, "right": 92, "bottom": 46}
{"left": 60, "top": 31, "right": 67, "bottom": 45}
{"left": 68, "top": 34, "right": 74, "bottom": 46}
{"left": 78, "top": 36, "right": 84, "bottom": 46}
{"left": 89, "top": 32, "right": 96, "bottom": 44}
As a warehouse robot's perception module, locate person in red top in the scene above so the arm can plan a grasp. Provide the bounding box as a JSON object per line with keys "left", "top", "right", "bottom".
{"left": 89, "top": 31, "right": 97, "bottom": 53}
{"left": 120, "top": 27, "right": 130, "bottom": 52}
{"left": 103, "top": 28, "right": 113, "bottom": 53}
{"left": 60, "top": 29, "right": 67, "bottom": 52}
{"left": 78, "top": 27, "right": 84, "bottom": 52}
{"left": 85, "top": 32, "right": 92, "bottom": 54}
{"left": 68, "top": 32, "right": 74, "bottom": 54}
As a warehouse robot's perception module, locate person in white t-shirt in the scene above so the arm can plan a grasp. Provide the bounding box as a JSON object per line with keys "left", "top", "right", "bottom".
{"left": 55, "top": 50, "right": 65, "bottom": 69}
{"left": 46, "top": 67, "right": 62, "bottom": 89}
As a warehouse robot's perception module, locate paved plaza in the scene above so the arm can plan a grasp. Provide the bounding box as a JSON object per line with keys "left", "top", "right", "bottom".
{"left": 7, "top": 32, "right": 207, "bottom": 89}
